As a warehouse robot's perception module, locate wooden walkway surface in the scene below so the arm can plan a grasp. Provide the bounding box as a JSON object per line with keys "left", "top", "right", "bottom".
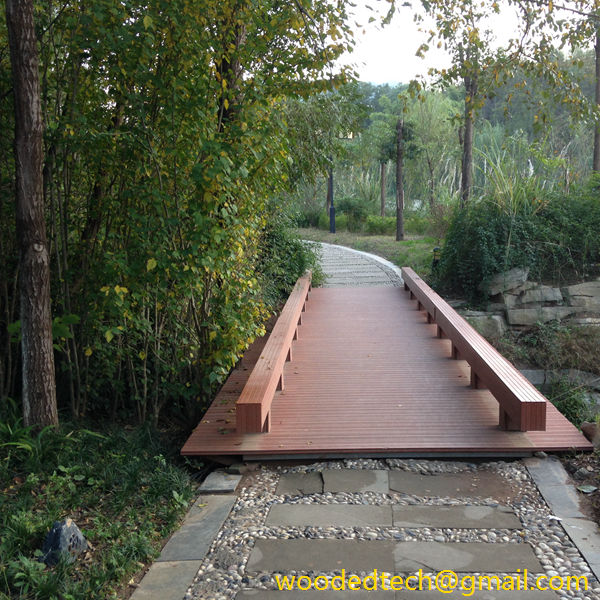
{"left": 182, "top": 286, "right": 592, "bottom": 459}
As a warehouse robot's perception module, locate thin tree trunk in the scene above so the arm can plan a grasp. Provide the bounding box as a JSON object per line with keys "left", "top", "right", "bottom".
{"left": 593, "top": 26, "right": 600, "bottom": 173}
{"left": 380, "top": 161, "right": 386, "bottom": 217}
{"left": 460, "top": 73, "right": 477, "bottom": 207}
{"left": 395, "top": 119, "right": 405, "bottom": 242}
{"left": 6, "top": 0, "right": 58, "bottom": 426}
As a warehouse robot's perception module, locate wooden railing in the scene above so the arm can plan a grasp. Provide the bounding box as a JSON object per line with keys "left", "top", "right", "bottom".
{"left": 235, "top": 272, "right": 312, "bottom": 433}
{"left": 402, "top": 267, "right": 546, "bottom": 431}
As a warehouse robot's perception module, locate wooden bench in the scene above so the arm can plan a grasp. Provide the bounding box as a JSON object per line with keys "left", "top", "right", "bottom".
{"left": 401, "top": 267, "right": 546, "bottom": 432}
{"left": 236, "top": 272, "right": 312, "bottom": 433}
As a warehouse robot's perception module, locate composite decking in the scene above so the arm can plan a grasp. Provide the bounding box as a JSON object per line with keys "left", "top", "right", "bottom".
{"left": 182, "top": 286, "right": 592, "bottom": 459}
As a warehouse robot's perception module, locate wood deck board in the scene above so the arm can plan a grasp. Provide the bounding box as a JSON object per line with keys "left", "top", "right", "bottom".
{"left": 182, "top": 286, "right": 592, "bottom": 457}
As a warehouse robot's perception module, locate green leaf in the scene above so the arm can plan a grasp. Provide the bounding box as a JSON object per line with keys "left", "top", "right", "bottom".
{"left": 143, "top": 15, "right": 153, "bottom": 29}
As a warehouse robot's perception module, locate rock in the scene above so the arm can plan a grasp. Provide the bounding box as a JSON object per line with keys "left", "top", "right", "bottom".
{"left": 486, "top": 302, "right": 506, "bottom": 312}
{"left": 447, "top": 299, "right": 467, "bottom": 309}
{"left": 502, "top": 284, "right": 562, "bottom": 308}
{"left": 506, "top": 306, "right": 579, "bottom": 326}
{"left": 520, "top": 286, "right": 563, "bottom": 305}
{"left": 41, "top": 518, "right": 88, "bottom": 566}
{"left": 226, "top": 463, "right": 258, "bottom": 475}
{"left": 520, "top": 369, "right": 547, "bottom": 387}
{"left": 485, "top": 267, "right": 530, "bottom": 296}
{"left": 573, "top": 467, "right": 591, "bottom": 480}
{"left": 565, "top": 280, "right": 600, "bottom": 310}
{"left": 581, "top": 421, "right": 600, "bottom": 447}
{"left": 464, "top": 314, "right": 507, "bottom": 339}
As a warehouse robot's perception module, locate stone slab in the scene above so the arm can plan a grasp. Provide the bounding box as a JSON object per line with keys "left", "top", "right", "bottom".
{"left": 198, "top": 470, "right": 242, "bottom": 493}
{"left": 276, "top": 472, "right": 323, "bottom": 495}
{"left": 130, "top": 560, "right": 200, "bottom": 600}
{"left": 246, "top": 539, "right": 395, "bottom": 572}
{"left": 393, "top": 542, "right": 542, "bottom": 572}
{"left": 267, "top": 504, "right": 393, "bottom": 527}
{"left": 506, "top": 307, "right": 578, "bottom": 326}
{"left": 392, "top": 505, "right": 521, "bottom": 529}
{"left": 158, "top": 495, "right": 235, "bottom": 561}
{"left": 524, "top": 458, "right": 586, "bottom": 519}
{"left": 388, "top": 470, "right": 516, "bottom": 500}
{"left": 561, "top": 517, "right": 600, "bottom": 582}
{"left": 322, "top": 469, "right": 390, "bottom": 494}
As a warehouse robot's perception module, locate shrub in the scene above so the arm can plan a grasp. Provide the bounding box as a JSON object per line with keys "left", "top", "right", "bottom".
{"left": 546, "top": 378, "right": 590, "bottom": 427}
{"left": 336, "top": 196, "right": 369, "bottom": 232}
{"left": 434, "top": 180, "right": 600, "bottom": 303}
{"left": 365, "top": 215, "right": 396, "bottom": 235}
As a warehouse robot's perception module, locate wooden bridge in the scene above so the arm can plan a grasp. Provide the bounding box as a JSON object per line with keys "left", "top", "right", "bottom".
{"left": 182, "top": 268, "right": 592, "bottom": 460}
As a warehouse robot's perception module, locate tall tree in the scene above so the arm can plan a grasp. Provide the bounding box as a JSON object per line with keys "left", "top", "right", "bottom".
{"left": 5, "top": 0, "right": 58, "bottom": 426}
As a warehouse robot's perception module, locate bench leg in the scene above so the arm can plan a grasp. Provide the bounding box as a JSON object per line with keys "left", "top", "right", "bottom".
{"left": 286, "top": 347, "right": 292, "bottom": 362}
{"left": 277, "top": 374, "right": 284, "bottom": 391}
{"left": 417, "top": 300, "right": 422, "bottom": 311}
{"left": 262, "top": 412, "right": 271, "bottom": 433}
{"left": 409, "top": 291, "right": 415, "bottom": 300}
{"left": 293, "top": 327, "right": 298, "bottom": 341}
{"left": 404, "top": 282, "right": 409, "bottom": 291}
{"left": 427, "top": 313, "right": 433, "bottom": 324}
{"left": 499, "top": 407, "right": 521, "bottom": 431}
{"left": 436, "top": 325, "right": 445, "bottom": 338}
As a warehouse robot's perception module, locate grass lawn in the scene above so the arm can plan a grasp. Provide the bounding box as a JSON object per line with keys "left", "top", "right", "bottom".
{"left": 296, "top": 227, "right": 438, "bottom": 277}
{"left": 0, "top": 409, "right": 197, "bottom": 600}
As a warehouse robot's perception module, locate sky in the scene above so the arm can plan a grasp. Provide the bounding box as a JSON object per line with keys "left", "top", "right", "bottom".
{"left": 341, "top": 1, "right": 522, "bottom": 85}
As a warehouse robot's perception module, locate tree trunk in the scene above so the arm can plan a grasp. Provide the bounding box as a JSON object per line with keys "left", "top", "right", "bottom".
{"left": 5, "top": 0, "right": 58, "bottom": 427}
{"left": 460, "top": 73, "right": 477, "bottom": 207}
{"left": 395, "top": 119, "right": 405, "bottom": 242}
{"left": 380, "top": 161, "right": 386, "bottom": 217}
{"left": 593, "top": 25, "right": 600, "bottom": 173}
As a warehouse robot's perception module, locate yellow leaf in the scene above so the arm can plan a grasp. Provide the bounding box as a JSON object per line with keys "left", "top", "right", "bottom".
{"left": 105, "top": 330, "right": 114, "bottom": 343}
{"left": 143, "top": 15, "right": 153, "bottom": 29}
{"left": 84, "top": 347, "right": 93, "bottom": 357}
{"left": 139, "top": 350, "right": 147, "bottom": 360}
{"left": 209, "top": 331, "right": 217, "bottom": 341}
{"left": 146, "top": 257, "right": 157, "bottom": 271}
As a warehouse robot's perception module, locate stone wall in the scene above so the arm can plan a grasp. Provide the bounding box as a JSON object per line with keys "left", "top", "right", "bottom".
{"left": 458, "top": 267, "right": 600, "bottom": 336}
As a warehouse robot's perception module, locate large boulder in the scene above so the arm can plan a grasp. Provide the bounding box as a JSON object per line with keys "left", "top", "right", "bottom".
{"left": 565, "top": 280, "right": 600, "bottom": 310}
{"left": 506, "top": 306, "right": 579, "bottom": 326}
{"left": 502, "top": 283, "right": 562, "bottom": 308}
{"left": 485, "top": 267, "right": 530, "bottom": 296}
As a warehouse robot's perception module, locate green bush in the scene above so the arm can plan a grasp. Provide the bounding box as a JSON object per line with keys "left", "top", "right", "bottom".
{"left": 365, "top": 215, "right": 396, "bottom": 235}
{"left": 546, "top": 378, "right": 590, "bottom": 427}
{"left": 317, "top": 210, "right": 348, "bottom": 232}
{"left": 337, "top": 196, "right": 369, "bottom": 232}
{"left": 0, "top": 416, "right": 194, "bottom": 599}
{"left": 404, "top": 212, "right": 430, "bottom": 235}
{"left": 258, "top": 210, "right": 324, "bottom": 307}
{"left": 434, "top": 180, "right": 600, "bottom": 303}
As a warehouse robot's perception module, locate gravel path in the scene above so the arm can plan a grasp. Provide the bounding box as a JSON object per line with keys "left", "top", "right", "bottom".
{"left": 185, "top": 459, "right": 600, "bottom": 600}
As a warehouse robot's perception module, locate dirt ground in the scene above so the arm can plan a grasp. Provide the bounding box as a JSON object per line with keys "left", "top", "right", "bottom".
{"left": 562, "top": 452, "right": 600, "bottom": 523}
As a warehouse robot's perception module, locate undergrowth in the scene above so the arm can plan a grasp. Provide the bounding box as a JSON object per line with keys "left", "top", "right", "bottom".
{"left": 0, "top": 400, "right": 195, "bottom": 600}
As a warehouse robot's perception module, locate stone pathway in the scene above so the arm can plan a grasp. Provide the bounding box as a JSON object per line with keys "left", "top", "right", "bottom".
{"left": 130, "top": 244, "right": 600, "bottom": 600}
{"left": 316, "top": 242, "right": 403, "bottom": 287}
